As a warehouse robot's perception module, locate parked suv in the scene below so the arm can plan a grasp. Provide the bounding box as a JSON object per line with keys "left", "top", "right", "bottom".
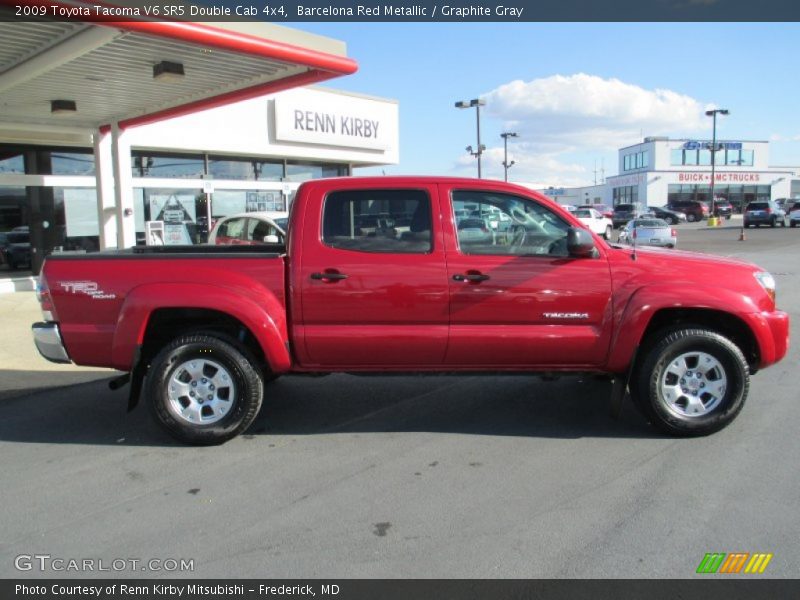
{"left": 612, "top": 203, "right": 646, "bottom": 228}
{"left": 712, "top": 199, "right": 733, "bottom": 219}
{"left": 666, "top": 200, "right": 709, "bottom": 223}
{"left": 744, "top": 201, "right": 786, "bottom": 228}
{"left": 0, "top": 230, "right": 31, "bottom": 270}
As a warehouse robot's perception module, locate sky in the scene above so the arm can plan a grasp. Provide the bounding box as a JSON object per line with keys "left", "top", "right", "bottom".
{"left": 287, "top": 22, "right": 800, "bottom": 187}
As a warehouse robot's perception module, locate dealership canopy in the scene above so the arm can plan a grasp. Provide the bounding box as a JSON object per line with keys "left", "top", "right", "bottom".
{"left": 0, "top": 0, "right": 358, "bottom": 142}
{"left": 0, "top": 0, "right": 358, "bottom": 251}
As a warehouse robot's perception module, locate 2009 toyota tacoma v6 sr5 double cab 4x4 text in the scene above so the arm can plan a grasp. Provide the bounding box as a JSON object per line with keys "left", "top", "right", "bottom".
{"left": 32, "top": 177, "right": 789, "bottom": 444}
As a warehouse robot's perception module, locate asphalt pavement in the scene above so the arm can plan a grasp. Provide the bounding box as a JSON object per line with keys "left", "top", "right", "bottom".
{"left": 1, "top": 222, "right": 797, "bottom": 579}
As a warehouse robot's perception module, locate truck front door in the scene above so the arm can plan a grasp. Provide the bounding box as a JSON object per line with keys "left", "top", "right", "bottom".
{"left": 442, "top": 186, "right": 613, "bottom": 367}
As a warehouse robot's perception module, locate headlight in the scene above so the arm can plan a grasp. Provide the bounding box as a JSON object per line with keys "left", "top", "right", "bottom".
{"left": 754, "top": 271, "right": 776, "bottom": 303}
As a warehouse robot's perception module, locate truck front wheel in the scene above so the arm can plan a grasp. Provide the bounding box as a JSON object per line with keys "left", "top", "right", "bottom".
{"left": 632, "top": 328, "right": 749, "bottom": 436}
{"left": 145, "top": 334, "right": 264, "bottom": 444}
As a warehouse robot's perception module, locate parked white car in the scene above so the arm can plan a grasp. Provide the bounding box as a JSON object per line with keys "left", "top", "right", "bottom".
{"left": 573, "top": 208, "right": 613, "bottom": 240}
{"left": 208, "top": 212, "right": 287, "bottom": 245}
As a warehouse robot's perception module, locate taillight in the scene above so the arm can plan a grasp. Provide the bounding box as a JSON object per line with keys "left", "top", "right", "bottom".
{"left": 671, "top": 228, "right": 677, "bottom": 237}
{"left": 36, "top": 274, "right": 58, "bottom": 322}
{"left": 765, "top": 208, "right": 772, "bottom": 214}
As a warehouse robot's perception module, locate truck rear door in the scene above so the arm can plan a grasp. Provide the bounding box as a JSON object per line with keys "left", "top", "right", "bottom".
{"left": 296, "top": 181, "right": 449, "bottom": 367}
{"left": 441, "top": 184, "right": 613, "bottom": 367}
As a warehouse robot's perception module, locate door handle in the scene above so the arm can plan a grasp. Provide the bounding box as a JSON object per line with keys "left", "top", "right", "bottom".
{"left": 311, "top": 272, "right": 348, "bottom": 282}
{"left": 453, "top": 273, "right": 490, "bottom": 282}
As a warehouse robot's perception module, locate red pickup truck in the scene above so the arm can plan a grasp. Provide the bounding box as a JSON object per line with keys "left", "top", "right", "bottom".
{"left": 32, "top": 177, "right": 789, "bottom": 444}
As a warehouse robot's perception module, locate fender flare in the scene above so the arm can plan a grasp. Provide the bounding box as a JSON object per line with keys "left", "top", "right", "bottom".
{"left": 606, "top": 284, "right": 760, "bottom": 373}
{"left": 110, "top": 282, "right": 291, "bottom": 373}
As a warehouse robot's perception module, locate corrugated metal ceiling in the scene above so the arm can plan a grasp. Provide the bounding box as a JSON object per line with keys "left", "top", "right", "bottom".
{"left": 0, "top": 23, "right": 307, "bottom": 130}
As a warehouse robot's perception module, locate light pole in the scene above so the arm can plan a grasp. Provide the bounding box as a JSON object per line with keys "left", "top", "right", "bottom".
{"left": 455, "top": 98, "right": 486, "bottom": 178}
{"left": 501, "top": 132, "right": 518, "bottom": 182}
{"left": 705, "top": 108, "right": 729, "bottom": 219}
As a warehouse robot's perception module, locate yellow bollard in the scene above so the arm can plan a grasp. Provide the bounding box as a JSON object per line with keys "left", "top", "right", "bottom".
{"left": 708, "top": 216, "right": 718, "bottom": 227}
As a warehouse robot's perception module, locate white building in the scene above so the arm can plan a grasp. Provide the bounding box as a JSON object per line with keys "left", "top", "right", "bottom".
{"left": 537, "top": 137, "right": 799, "bottom": 211}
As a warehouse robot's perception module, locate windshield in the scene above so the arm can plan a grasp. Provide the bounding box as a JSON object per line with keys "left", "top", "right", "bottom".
{"left": 574, "top": 209, "right": 592, "bottom": 218}
{"left": 632, "top": 219, "right": 667, "bottom": 228}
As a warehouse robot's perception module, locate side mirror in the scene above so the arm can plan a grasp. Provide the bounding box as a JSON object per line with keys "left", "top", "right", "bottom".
{"left": 567, "top": 227, "right": 596, "bottom": 258}
{"left": 263, "top": 234, "right": 280, "bottom": 244}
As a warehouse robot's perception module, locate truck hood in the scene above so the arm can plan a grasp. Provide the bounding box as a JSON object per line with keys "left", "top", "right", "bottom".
{"left": 607, "top": 243, "right": 775, "bottom": 314}
{"left": 610, "top": 244, "right": 760, "bottom": 271}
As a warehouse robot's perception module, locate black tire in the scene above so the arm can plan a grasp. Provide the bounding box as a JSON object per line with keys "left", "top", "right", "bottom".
{"left": 791, "top": 222, "right": 797, "bottom": 228}
{"left": 604, "top": 225, "right": 612, "bottom": 240}
{"left": 687, "top": 213, "right": 697, "bottom": 223}
{"left": 770, "top": 217, "right": 776, "bottom": 228}
{"left": 780, "top": 219, "right": 786, "bottom": 227}
{"left": 631, "top": 328, "right": 749, "bottom": 437}
{"left": 145, "top": 334, "right": 264, "bottom": 445}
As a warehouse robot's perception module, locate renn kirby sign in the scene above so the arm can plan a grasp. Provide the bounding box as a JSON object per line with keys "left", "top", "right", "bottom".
{"left": 274, "top": 89, "right": 394, "bottom": 151}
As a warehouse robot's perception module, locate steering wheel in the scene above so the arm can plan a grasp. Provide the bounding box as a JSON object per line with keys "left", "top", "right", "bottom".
{"left": 509, "top": 206, "right": 528, "bottom": 225}
{"left": 509, "top": 224, "right": 527, "bottom": 249}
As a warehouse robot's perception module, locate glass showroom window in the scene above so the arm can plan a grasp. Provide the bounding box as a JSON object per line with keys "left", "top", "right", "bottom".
{"left": 208, "top": 156, "right": 256, "bottom": 180}
{"left": 50, "top": 151, "right": 95, "bottom": 176}
{"left": 286, "top": 161, "right": 348, "bottom": 182}
{"left": 132, "top": 152, "right": 205, "bottom": 178}
{"left": 255, "top": 161, "right": 284, "bottom": 181}
{"left": 0, "top": 186, "right": 26, "bottom": 229}
{"left": 210, "top": 189, "right": 286, "bottom": 221}
{"left": 134, "top": 187, "right": 205, "bottom": 245}
{"left": 670, "top": 149, "right": 683, "bottom": 166}
{"left": 53, "top": 187, "right": 100, "bottom": 252}
{"left": 0, "top": 148, "right": 25, "bottom": 174}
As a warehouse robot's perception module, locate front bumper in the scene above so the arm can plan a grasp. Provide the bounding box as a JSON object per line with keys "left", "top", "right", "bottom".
{"left": 745, "top": 310, "right": 790, "bottom": 369}
{"left": 32, "top": 322, "right": 71, "bottom": 364}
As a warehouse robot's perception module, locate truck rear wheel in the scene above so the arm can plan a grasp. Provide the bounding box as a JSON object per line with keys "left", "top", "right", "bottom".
{"left": 632, "top": 328, "right": 749, "bottom": 436}
{"left": 145, "top": 334, "right": 264, "bottom": 445}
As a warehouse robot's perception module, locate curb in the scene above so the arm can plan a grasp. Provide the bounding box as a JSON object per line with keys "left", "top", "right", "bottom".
{"left": 0, "top": 276, "right": 38, "bottom": 294}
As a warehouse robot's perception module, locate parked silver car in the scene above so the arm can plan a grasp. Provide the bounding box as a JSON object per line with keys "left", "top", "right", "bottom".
{"left": 617, "top": 218, "right": 677, "bottom": 248}
{"left": 788, "top": 202, "right": 800, "bottom": 228}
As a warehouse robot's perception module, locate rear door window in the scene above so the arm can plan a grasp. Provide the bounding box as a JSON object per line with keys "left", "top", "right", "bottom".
{"left": 322, "top": 189, "right": 432, "bottom": 253}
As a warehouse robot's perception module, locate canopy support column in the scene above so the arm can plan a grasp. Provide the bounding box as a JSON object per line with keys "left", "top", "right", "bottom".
{"left": 93, "top": 128, "right": 117, "bottom": 250}
{"left": 110, "top": 123, "right": 136, "bottom": 248}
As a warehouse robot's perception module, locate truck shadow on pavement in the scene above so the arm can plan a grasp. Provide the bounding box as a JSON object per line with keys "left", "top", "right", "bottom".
{"left": 0, "top": 371, "right": 658, "bottom": 446}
